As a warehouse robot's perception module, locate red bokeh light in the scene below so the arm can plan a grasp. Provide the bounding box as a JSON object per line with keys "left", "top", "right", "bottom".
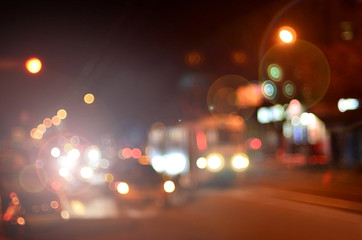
{"left": 122, "top": 148, "right": 132, "bottom": 159}
{"left": 132, "top": 148, "right": 142, "bottom": 159}
{"left": 249, "top": 138, "right": 262, "bottom": 150}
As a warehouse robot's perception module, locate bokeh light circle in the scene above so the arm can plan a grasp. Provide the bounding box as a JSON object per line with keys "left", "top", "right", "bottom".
{"left": 25, "top": 57, "right": 42, "bottom": 74}
{"left": 261, "top": 80, "right": 277, "bottom": 100}
{"left": 207, "top": 74, "right": 258, "bottom": 120}
{"left": 278, "top": 26, "right": 297, "bottom": 44}
{"left": 259, "top": 40, "right": 330, "bottom": 108}
{"left": 185, "top": 50, "right": 204, "bottom": 67}
{"left": 57, "top": 109, "right": 67, "bottom": 120}
{"left": 84, "top": 93, "right": 95, "bottom": 104}
{"left": 283, "top": 81, "right": 296, "bottom": 99}
{"left": 19, "top": 164, "right": 47, "bottom": 193}
{"left": 268, "top": 64, "right": 282, "bottom": 81}
{"left": 35, "top": 133, "right": 93, "bottom": 196}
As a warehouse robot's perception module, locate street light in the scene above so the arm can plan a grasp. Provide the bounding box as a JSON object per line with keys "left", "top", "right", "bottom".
{"left": 278, "top": 26, "right": 297, "bottom": 44}
{"left": 25, "top": 57, "right": 42, "bottom": 74}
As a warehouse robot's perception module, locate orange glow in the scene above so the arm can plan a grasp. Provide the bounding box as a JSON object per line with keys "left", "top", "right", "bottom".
{"left": 3, "top": 206, "right": 15, "bottom": 221}
{"left": 122, "top": 148, "right": 132, "bottom": 159}
{"left": 25, "top": 57, "right": 42, "bottom": 74}
{"left": 30, "top": 128, "right": 37, "bottom": 138}
{"left": 236, "top": 84, "right": 263, "bottom": 108}
{"left": 231, "top": 51, "right": 247, "bottom": 65}
{"left": 50, "top": 201, "right": 59, "bottom": 209}
{"left": 84, "top": 93, "right": 95, "bottom": 104}
{"left": 138, "top": 155, "right": 150, "bottom": 165}
{"left": 43, "top": 118, "right": 53, "bottom": 128}
{"left": 52, "top": 116, "right": 61, "bottom": 126}
{"left": 32, "top": 129, "right": 38, "bottom": 139}
{"left": 17, "top": 217, "right": 25, "bottom": 225}
{"left": 57, "top": 109, "right": 67, "bottom": 119}
{"left": 185, "top": 50, "right": 204, "bottom": 67}
{"left": 30, "top": 128, "right": 43, "bottom": 139}
{"left": 37, "top": 124, "right": 46, "bottom": 134}
{"left": 71, "top": 200, "right": 86, "bottom": 216}
{"left": 278, "top": 26, "right": 297, "bottom": 44}
{"left": 131, "top": 148, "right": 142, "bottom": 159}
{"left": 11, "top": 197, "right": 20, "bottom": 205}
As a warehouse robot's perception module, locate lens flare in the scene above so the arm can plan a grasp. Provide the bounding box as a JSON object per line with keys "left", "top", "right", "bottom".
{"left": 259, "top": 40, "right": 330, "bottom": 107}
{"left": 207, "top": 74, "right": 255, "bottom": 120}
{"left": 261, "top": 80, "right": 277, "bottom": 100}
{"left": 268, "top": 64, "right": 282, "bottom": 81}
{"left": 19, "top": 164, "right": 47, "bottom": 193}
{"left": 283, "top": 81, "right": 295, "bottom": 98}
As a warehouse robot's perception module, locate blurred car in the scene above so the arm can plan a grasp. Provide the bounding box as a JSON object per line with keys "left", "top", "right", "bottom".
{"left": 0, "top": 148, "right": 63, "bottom": 238}
{"left": 111, "top": 161, "right": 177, "bottom": 209}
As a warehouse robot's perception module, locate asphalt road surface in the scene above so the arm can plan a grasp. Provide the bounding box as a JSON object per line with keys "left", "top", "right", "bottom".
{"left": 8, "top": 183, "right": 361, "bottom": 240}
{"left": 2, "top": 164, "right": 362, "bottom": 240}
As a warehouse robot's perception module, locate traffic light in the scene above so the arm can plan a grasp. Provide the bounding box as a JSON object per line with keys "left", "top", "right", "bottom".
{"left": 25, "top": 57, "right": 42, "bottom": 74}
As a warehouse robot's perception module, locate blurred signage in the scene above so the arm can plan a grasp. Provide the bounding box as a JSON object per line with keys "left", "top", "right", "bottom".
{"left": 338, "top": 98, "right": 359, "bottom": 112}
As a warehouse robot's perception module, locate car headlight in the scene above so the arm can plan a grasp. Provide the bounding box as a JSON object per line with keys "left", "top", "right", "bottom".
{"left": 196, "top": 157, "right": 207, "bottom": 169}
{"left": 207, "top": 153, "right": 224, "bottom": 172}
{"left": 231, "top": 153, "right": 249, "bottom": 171}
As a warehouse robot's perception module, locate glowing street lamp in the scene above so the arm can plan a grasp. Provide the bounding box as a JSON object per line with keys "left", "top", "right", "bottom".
{"left": 25, "top": 57, "right": 42, "bottom": 74}
{"left": 278, "top": 26, "right": 297, "bottom": 44}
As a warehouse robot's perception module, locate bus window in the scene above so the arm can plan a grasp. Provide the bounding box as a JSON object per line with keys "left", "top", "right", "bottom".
{"left": 206, "top": 128, "right": 242, "bottom": 146}
{"left": 206, "top": 129, "right": 218, "bottom": 145}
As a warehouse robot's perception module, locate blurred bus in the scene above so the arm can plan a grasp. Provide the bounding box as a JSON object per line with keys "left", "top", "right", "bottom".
{"left": 146, "top": 114, "right": 249, "bottom": 188}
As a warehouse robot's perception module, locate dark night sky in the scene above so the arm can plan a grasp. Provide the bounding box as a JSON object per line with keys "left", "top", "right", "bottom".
{"left": 0, "top": 0, "right": 296, "bottom": 145}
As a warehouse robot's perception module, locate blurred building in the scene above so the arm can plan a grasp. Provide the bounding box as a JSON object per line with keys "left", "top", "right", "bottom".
{"left": 250, "top": 0, "right": 362, "bottom": 168}
{"left": 310, "top": 0, "right": 362, "bottom": 169}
